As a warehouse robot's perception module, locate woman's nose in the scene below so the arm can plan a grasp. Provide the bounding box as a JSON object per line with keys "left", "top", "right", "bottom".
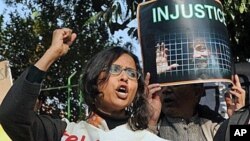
{"left": 119, "top": 70, "right": 129, "bottom": 82}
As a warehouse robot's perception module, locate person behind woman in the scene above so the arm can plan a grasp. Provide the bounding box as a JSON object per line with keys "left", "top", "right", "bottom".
{"left": 146, "top": 73, "right": 245, "bottom": 141}
{"left": 0, "top": 28, "right": 168, "bottom": 141}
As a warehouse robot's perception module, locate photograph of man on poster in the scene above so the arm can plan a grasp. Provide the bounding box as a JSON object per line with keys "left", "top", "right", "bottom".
{"left": 190, "top": 38, "right": 221, "bottom": 80}
{"left": 155, "top": 42, "right": 179, "bottom": 74}
{"left": 153, "top": 32, "right": 232, "bottom": 85}
{"left": 138, "top": 0, "right": 233, "bottom": 86}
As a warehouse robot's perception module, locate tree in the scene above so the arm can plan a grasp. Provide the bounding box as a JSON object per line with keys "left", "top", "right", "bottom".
{"left": 0, "top": 0, "right": 117, "bottom": 121}
{"left": 2, "top": 0, "right": 250, "bottom": 121}
{"left": 89, "top": 0, "right": 250, "bottom": 61}
{"left": 222, "top": 0, "right": 250, "bottom": 62}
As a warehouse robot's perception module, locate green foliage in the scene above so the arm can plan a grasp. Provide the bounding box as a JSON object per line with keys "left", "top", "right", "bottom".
{"left": 2, "top": 0, "right": 250, "bottom": 122}
{"left": 86, "top": 0, "right": 250, "bottom": 61}
{"left": 87, "top": 0, "right": 143, "bottom": 35}
{"left": 222, "top": 0, "right": 250, "bottom": 62}
{"left": 0, "top": 0, "right": 117, "bottom": 121}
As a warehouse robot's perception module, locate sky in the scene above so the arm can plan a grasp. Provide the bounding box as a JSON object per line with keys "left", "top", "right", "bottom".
{"left": 0, "top": 1, "right": 142, "bottom": 62}
{"left": 0, "top": 1, "right": 5, "bottom": 59}
{"left": 112, "top": 20, "right": 142, "bottom": 62}
{"left": 0, "top": 1, "right": 5, "bottom": 13}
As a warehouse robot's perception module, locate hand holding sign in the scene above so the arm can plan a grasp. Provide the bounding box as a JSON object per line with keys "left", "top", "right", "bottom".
{"left": 225, "top": 75, "right": 246, "bottom": 117}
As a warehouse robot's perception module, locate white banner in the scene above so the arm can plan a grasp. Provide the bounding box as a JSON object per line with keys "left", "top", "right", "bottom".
{"left": 0, "top": 61, "right": 12, "bottom": 105}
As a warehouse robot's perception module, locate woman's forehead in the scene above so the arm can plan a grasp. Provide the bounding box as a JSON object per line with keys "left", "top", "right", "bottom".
{"left": 113, "top": 54, "right": 136, "bottom": 68}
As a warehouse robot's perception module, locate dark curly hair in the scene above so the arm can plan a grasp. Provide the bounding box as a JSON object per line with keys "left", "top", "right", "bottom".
{"left": 79, "top": 47, "right": 149, "bottom": 130}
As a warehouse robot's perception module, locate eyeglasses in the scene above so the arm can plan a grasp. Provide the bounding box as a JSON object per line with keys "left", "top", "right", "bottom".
{"left": 107, "top": 64, "right": 141, "bottom": 80}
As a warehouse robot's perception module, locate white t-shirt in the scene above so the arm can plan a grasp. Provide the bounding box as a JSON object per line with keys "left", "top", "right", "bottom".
{"left": 61, "top": 120, "right": 170, "bottom": 141}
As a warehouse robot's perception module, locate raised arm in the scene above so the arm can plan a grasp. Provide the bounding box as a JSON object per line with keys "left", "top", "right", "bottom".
{"left": 0, "top": 28, "right": 76, "bottom": 141}
{"left": 35, "top": 28, "right": 77, "bottom": 71}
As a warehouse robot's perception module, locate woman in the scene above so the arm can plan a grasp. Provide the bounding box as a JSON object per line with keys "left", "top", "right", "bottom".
{"left": 0, "top": 28, "right": 167, "bottom": 141}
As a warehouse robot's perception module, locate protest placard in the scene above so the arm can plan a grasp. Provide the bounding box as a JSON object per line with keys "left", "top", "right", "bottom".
{"left": 0, "top": 61, "right": 13, "bottom": 104}
{"left": 138, "top": 0, "right": 233, "bottom": 86}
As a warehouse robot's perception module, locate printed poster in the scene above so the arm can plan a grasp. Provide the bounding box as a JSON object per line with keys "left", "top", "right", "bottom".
{"left": 0, "top": 61, "right": 13, "bottom": 104}
{"left": 138, "top": 0, "right": 233, "bottom": 86}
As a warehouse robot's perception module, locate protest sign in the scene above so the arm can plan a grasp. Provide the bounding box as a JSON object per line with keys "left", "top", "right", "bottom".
{"left": 138, "top": 0, "right": 232, "bottom": 86}
{"left": 0, "top": 61, "right": 13, "bottom": 104}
